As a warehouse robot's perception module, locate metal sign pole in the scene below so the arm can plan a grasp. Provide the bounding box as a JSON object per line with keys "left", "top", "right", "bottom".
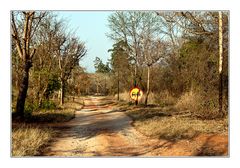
{"left": 135, "top": 90, "right": 138, "bottom": 105}
{"left": 134, "top": 79, "right": 138, "bottom": 105}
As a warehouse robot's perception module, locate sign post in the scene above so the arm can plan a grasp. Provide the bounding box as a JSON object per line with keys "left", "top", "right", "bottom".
{"left": 130, "top": 87, "right": 143, "bottom": 105}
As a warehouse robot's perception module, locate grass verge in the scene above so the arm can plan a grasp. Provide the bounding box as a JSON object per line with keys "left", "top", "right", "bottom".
{"left": 13, "top": 99, "right": 84, "bottom": 123}
{"left": 12, "top": 124, "right": 55, "bottom": 156}
{"left": 125, "top": 105, "right": 228, "bottom": 141}
{"left": 28, "top": 108, "right": 75, "bottom": 123}
{"left": 12, "top": 98, "right": 84, "bottom": 156}
{"left": 31, "top": 99, "right": 84, "bottom": 123}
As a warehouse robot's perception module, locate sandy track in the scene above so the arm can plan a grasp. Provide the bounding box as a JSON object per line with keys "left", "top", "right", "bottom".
{"left": 42, "top": 96, "right": 228, "bottom": 157}
{"left": 42, "top": 96, "right": 161, "bottom": 156}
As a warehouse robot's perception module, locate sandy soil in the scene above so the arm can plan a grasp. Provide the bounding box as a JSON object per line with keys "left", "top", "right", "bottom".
{"left": 42, "top": 96, "right": 228, "bottom": 157}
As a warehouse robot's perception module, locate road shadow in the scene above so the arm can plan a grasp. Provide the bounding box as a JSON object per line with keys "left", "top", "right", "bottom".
{"left": 194, "top": 135, "right": 228, "bottom": 156}
{"left": 51, "top": 112, "right": 131, "bottom": 140}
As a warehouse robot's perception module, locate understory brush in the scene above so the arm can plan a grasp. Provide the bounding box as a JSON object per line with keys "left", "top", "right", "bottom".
{"left": 133, "top": 115, "right": 228, "bottom": 141}
{"left": 12, "top": 124, "right": 54, "bottom": 156}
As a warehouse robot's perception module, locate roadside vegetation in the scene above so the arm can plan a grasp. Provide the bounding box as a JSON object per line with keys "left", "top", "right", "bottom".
{"left": 126, "top": 105, "right": 228, "bottom": 141}
{"left": 11, "top": 12, "right": 86, "bottom": 156}
{"left": 12, "top": 97, "right": 84, "bottom": 156}
{"left": 100, "top": 11, "right": 228, "bottom": 120}
{"left": 12, "top": 97, "right": 84, "bottom": 123}
{"left": 12, "top": 124, "right": 54, "bottom": 156}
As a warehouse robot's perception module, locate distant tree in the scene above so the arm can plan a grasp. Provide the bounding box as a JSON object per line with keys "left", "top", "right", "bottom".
{"left": 66, "top": 66, "right": 86, "bottom": 96}
{"left": 55, "top": 32, "right": 87, "bottom": 105}
{"left": 94, "top": 57, "right": 111, "bottom": 73}
{"left": 108, "top": 40, "right": 131, "bottom": 100}
{"left": 108, "top": 12, "right": 161, "bottom": 87}
{"left": 93, "top": 57, "right": 111, "bottom": 94}
{"left": 108, "top": 11, "right": 163, "bottom": 105}
{"left": 107, "top": 12, "right": 138, "bottom": 79}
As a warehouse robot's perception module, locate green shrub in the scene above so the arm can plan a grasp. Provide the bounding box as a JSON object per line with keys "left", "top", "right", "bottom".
{"left": 24, "top": 101, "right": 38, "bottom": 116}
{"left": 40, "top": 100, "right": 57, "bottom": 110}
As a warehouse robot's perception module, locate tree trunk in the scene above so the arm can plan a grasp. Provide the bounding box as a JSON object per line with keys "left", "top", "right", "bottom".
{"left": 218, "top": 11, "right": 223, "bottom": 116}
{"left": 12, "top": 12, "right": 36, "bottom": 120}
{"left": 96, "top": 82, "right": 99, "bottom": 94}
{"left": 37, "top": 72, "right": 42, "bottom": 107}
{"left": 134, "top": 57, "right": 138, "bottom": 105}
{"left": 145, "top": 66, "right": 150, "bottom": 105}
{"left": 15, "top": 61, "right": 31, "bottom": 119}
{"left": 117, "top": 70, "right": 120, "bottom": 101}
{"left": 105, "top": 76, "right": 107, "bottom": 95}
{"left": 60, "top": 79, "right": 65, "bottom": 105}
{"left": 190, "top": 80, "right": 194, "bottom": 96}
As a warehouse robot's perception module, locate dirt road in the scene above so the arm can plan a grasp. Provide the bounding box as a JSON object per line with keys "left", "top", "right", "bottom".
{"left": 42, "top": 96, "right": 228, "bottom": 156}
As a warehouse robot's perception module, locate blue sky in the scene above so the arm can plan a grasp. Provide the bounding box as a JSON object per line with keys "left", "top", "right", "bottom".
{"left": 57, "top": 11, "right": 114, "bottom": 73}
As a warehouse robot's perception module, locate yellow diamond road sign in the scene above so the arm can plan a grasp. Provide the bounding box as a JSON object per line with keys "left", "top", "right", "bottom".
{"left": 130, "top": 87, "right": 143, "bottom": 101}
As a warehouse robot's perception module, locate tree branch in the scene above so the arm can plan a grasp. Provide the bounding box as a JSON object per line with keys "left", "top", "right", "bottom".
{"left": 11, "top": 12, "right": 23, "bottom": 59}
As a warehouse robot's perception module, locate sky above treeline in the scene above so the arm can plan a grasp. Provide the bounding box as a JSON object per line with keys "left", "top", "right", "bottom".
{"left": 57, "top": 11, "right": 114, "bottom": 73}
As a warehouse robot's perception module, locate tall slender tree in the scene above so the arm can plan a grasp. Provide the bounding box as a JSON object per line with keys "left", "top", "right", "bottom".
{"left": 109, "top": 40, "right": 131, "bottom": 100}
{"left": 140, "top": 39, "right": 166, "bottom": 105}
{"left": 218, "top": 11, "right": 223, "bottom": 116}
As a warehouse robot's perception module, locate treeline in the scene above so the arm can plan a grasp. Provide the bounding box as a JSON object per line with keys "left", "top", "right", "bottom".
{"left": 11, "top": 11, "right": 228, "bottom": 120}
{"left": 93, "top": 11, "right": 228, "bottom": 119}
{"left": 12, "top": 11, "right": 87, "bottom": 119}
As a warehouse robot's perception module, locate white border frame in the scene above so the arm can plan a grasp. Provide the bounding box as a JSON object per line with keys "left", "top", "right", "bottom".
{"left": 1, "top": 0, "right": 240, "bottom": 168}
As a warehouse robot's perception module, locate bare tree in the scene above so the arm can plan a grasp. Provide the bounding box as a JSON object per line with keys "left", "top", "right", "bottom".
{"left": 108, "top": 12, "right": 163, "bottom": 105}
{"left": 32, "top": 14, "right": 61, "bottom": 106}
{"left": 11, "top": 11, "right": 46, "bottom": 119}
{"left": 107, "top": 12, "right": 150, "bottom": 87}
{"left": 140, "top": 38, "right": 166, "bottom": 105}
{"left": 56, "top": 35, "right": 87, "bottom": 105}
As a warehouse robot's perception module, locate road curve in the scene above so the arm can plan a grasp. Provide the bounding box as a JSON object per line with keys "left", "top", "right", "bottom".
{"left": 42, "top": 96, "right": 161, "bottom": 156}
{"left": 42, "top": 96, "right": 228, "bottom": 157}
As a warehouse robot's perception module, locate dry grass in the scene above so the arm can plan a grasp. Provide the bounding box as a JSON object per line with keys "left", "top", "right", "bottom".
{"left": 133, "top": 116, "right": 228, "bottom": 141}
{"left": 116, "top": 91, "right": 146, "bottom": 103}
{"left": 116, "top": 91, "right": 156, "bottom": 104}
{"left": 64, "top": 97, "right": 84, "bottom": 109}
{"left": 115, "top": 91, "right": 131, "bottom": 102}
{"left": 12, "top": 124, "right": 54, "bottom": 156}
{"left": 125, "top": 104, "right": 228, "bottom": 141}
{"left": 175, "top": 91, "right": 202, "bottom": 112}
{"left": 138, "top": 92, "right": 155, "bottom": 104}
{"left": 12, "top": 97, "right": 84, "bottom": 156}
{"left": 175, "top": 91, "right": 225, "bottom": 119}
{"left": 25, "top": 98, "right": 84, "bottom": 123}
{"left": 29, "top": 109, "right": 75, "bottom": 123}
{"left": 153, "top": 91, "right": 176, "bottom": 107}
{"left": 116, "top": 91, "right": 176, "bottom": 106}
{"left": 117, "top": 90, "right": 228, "bottom": 141}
